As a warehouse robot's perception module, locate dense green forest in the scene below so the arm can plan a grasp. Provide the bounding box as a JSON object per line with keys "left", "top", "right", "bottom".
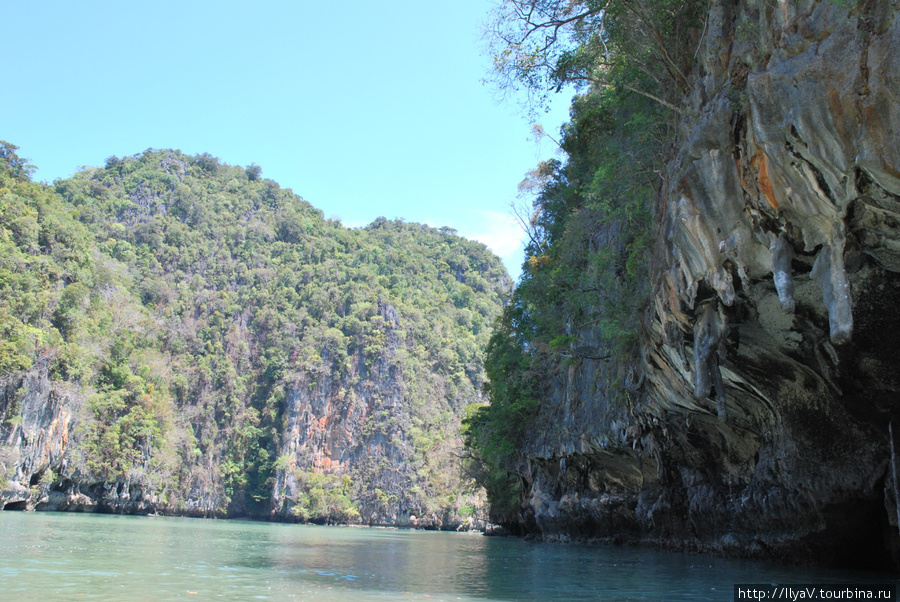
{"left": 463, "top": 0, "right": 702, "bottom": 518}
{"left": 0, "top": 141, "right": 510, "bottom": 522}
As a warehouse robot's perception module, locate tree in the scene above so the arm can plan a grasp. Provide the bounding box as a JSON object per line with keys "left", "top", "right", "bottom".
{"left": 0, "top": 141, "right": 36, "bottom": 181}
{"left": 485, "top": 0, "right": 703, "bottom": 113}
{"left": 245, "top": 163, "right": 262, "bottom": 181}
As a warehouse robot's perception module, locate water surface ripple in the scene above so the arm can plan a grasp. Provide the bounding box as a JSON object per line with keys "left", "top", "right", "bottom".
{"left": 0, "top": 512, "right": 892, "bottom": 600}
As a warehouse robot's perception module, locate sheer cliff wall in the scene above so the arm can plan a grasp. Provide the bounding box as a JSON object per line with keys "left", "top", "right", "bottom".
{"left": 516, "top": 0, "right": 900, "bottom": 569}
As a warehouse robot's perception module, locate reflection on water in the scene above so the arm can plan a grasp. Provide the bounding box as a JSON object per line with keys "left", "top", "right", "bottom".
{"left": 0, "top": 512, "right": 893, "bottom": 600}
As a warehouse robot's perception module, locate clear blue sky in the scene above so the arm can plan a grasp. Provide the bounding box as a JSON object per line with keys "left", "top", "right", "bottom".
{"left": 3, "top": 1, "right": 573, "bottom": 282}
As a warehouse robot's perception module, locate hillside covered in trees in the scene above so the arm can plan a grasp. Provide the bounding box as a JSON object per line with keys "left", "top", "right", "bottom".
{"left": 0, "top": 142, "right": 511, "bottom": 526}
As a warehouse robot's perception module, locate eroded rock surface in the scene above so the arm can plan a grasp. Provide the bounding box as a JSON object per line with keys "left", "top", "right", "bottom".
{"left": 514, "top": 0, "right": 900, "bottom": 569}
{"left": 0, "top": 361, "right": 158, "bottom": 514}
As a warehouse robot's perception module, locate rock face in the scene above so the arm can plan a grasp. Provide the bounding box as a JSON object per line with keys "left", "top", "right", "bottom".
{"left": 0, "top": 362, "right": 157, "bottom": 513}
{"left": 1, "top": 361, "right": 73, "bottom": 511}
{"left": 514, "top": 0, "right": 900, "bottom": 569}
{"left": 271, "top": 301, "right": 475, "bottom": 528}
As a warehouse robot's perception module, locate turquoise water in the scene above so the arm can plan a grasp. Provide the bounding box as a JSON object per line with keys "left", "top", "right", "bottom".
{"left": 0, "top": 512, "right": 892, "bottom": 600}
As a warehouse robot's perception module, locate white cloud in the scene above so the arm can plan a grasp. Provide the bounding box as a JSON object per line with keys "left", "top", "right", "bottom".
{"left": 462, "top": 210, "right": 522, "bottom": 256}
{"left": 455, "top": 210, "right": 525, "bottom": 282}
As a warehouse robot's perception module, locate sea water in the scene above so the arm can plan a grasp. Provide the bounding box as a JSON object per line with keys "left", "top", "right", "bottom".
{"left": 0, "top": 512, "right": 893, "bottom": 600}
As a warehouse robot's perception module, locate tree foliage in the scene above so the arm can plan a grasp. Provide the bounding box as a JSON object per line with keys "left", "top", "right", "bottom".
{"left": 0, "top": 142, "right": 175, "bottom": 494}
{"left": 468, "top": 0, "right": 702, "bottom": 520}
{"left": 288, "top": 470, "right": 359, "bottom": 523}
{"left": 486, "top": 0, "right": 704, "bottom": 112}
{"left": 1, "top": 146, "right": 510, "bottom": 521}
{"left": 0, "top": 141, "right": 36, "bottom": 181}
{"left": 462, "top": 306, "right": 541, "bottom": 515}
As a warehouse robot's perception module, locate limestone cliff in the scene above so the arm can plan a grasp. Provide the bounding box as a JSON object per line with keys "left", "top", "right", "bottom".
{"left": 513, "top": 0, "right": 900, "bottom": 569}
{"left": 0, "top": 361, "right": 158, "bottom": 513}
{"left": 0, "top": 150, "right": 509, "bottom": 527}
{"left": 271, "top": 300, "right": 483, "bottom": 528}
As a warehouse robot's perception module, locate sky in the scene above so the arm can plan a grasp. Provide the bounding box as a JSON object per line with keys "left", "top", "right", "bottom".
{"left": 3, "top": 1, "right": 574, "bottom": 282}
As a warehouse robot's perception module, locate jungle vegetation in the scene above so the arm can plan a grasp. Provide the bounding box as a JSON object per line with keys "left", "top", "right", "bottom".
{"left": 463, "top": 0, "right": 704, "bottom": 519}
{"left": 0, "top": 141, "right": 510, "bottom": 521}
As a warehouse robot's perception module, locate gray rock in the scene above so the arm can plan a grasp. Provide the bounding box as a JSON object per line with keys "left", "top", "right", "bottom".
{"left": 511, "top": 0, "right": 900, "bottom": 569}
